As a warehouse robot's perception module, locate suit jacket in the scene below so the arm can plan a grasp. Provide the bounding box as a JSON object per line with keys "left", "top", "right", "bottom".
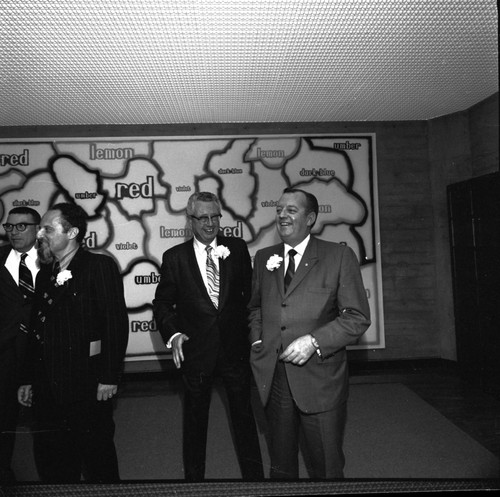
{"left": 28, "top": 248, "right": 129, "bottom": 404}
{"left": 153, "top": 235, "right": 253, "bottom": 374}
{"left": 0, "top": 244, "right": 30, "bottom": 353}
{"left": 248, "top": 236, "right": 370, "bottom": 414}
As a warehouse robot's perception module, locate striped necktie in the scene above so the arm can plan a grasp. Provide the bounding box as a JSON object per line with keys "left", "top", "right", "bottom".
{"left": 19, "top": 253, "right": 34, "bottom": 299}
{"left": 284, "top": 249, "right": 297, "bottom": 292}
{"left": 19, "top": 253, "right": 34, "bottom": 333}
{"left": 206, "top": 246, "right": 219, "bottom": 309}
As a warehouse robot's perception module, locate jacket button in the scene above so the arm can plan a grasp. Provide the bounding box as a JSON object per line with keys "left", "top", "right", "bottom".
{"left": 281, "top": 302, "right": 287, "bottom": 307}
{"left": 281, "top": 326, "right": 286, "bottom": 331}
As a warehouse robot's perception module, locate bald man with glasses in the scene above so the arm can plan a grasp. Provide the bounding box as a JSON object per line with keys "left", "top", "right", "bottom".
{"left": 0, "top": 207, "right": 40, "bottom": 484}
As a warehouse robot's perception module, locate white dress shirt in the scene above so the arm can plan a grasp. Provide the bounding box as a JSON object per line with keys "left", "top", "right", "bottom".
{"left": 5, "top": 245, "right": 39, "bottom": 285}
{"left": 283, "top": 234, "right": 310, "bottom": 274}
{"left": 192, "top": 237, "right": 219, "bottom": 294}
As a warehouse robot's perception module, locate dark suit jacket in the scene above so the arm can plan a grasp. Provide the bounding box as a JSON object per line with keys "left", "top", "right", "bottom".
{"left": 248, "top": 236, "right": 371, "bottom": 414}
{"left": 153, "top": 235, "right": 253, "bottom": 374}
{"left": 28, "top": 248, "right": 129, "bottom": 404}
{"left": 0, "top": 244, "right": 31, "bottom": 353}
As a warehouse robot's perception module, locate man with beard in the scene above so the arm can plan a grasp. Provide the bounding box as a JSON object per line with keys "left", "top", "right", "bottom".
{"left": 18, "top": 203, "right": 129, "bottom": 483}
{"left": 0, "top": 207, "right": 40, "bottom": 484}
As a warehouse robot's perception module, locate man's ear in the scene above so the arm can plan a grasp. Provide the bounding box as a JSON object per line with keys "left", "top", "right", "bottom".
{"left": 68, "top": 227, "right": 79, "bottom": 240}
{"left": 307, "top": 211, "right": 317, "bottom": 227}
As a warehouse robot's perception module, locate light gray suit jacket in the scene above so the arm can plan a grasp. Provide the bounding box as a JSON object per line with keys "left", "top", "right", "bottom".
{"left": 248, "top": 236, "right": 370, "bottom": 413}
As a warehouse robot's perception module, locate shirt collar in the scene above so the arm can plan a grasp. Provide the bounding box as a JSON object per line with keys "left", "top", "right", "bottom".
{"left": 11, "top": 244, "right": 38, "bottom": 261}
{"left": 56, "top": 245, "right": 80, "bottom": 272}
{"left": 284, "top": 234, "right": 310, "bottom": 257}
{"left": 193, "top": 236, "right": 217, "bottom": 254}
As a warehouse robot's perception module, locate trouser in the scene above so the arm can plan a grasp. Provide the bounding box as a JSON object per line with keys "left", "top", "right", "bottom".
{"left": 265, "top": 359, "right": 347, "bottom": 479}
{"left": 0, "top": 344, "right": 20, "bottom": 484}
{"left": 33, "top": 383, "right": 119, "bottom": 483}
{"left": 182, "top": 357, "right": 264, "bottom": 481}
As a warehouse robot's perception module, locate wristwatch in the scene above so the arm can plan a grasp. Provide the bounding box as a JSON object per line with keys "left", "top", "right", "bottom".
{"left": 310, "top": 334, "right": 322, "bottom": 357}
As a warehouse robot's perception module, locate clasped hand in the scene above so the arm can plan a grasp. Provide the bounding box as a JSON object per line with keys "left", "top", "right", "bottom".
{"left": 279, "top": 334, "right": 316, "bottom": 366}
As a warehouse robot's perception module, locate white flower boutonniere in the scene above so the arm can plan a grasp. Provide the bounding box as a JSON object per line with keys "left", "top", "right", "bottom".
{"left": 266, "top": 254, "right": 283, "bottom": 271}
{"left": 213, "top": 245, "right": 230, "bottom": 260}
{"left": 56, "top": 269, "right": 72, "bottom": 286}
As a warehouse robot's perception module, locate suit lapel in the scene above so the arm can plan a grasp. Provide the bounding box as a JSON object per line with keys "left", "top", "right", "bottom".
{"left": 212, "top": 237, "right": 230, "bottom": 309}
{"left": 277, "top": 245, "right": 286, "bottom": 297}
{"left": 260, "top": 245, "right": 285, "bottom": 297}
{"left": 40, "top": 249, "right": 83, "bottom": 312}
{"left": 0, "top": 264, "right": 19, "bottom": 292}
{"left": 0, "top": 246, "right": 10, "bottom": 266}
{"left": 0, "top": 247, "right": 14, "bottom": 283}
{"left": 218, "top": 255, "right": 228, "bottom": 309}
{"left": 32, "top": 265, "right": 65, "bottom": 339}
{"left": 0, "top": 246, "right": 25, "bottom": 296}
{"left": 284, "top": 237, "right": 319, "bottom": 296}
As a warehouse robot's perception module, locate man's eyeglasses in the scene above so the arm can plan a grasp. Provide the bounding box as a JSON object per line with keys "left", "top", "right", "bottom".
{"left": 190, "top": 214, "right": 222, "bottom": 225}
{"left": 3, "top": 223, "right": 38, "bottom": 232}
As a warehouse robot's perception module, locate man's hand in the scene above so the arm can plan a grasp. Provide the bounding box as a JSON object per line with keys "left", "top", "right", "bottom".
{"left": 18, "top": 385, "right": 33, "bottom": 407}
{"left": 172, "top": 333, "right": 190, "bottom": 369}
{"left": 97, "top": 383, "right": 118, "bottom": 401}
{"left": 279, "top": 335, "right": 316, "bottom": 366}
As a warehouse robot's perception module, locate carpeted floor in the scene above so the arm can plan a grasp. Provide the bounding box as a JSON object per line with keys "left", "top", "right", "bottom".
{"left": 11, "top": 378, "right": 499, "bottom": 482}
{"left": 344, "top": 383, "right": 499, "bottom": 478}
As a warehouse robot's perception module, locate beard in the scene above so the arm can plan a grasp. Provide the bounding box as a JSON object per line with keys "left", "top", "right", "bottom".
{"left": 37, "top": 239, "right": 54, "bottom": 265}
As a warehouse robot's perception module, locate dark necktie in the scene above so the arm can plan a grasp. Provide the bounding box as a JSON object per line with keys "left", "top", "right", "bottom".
{"left": 51, "top": 260, "right": 61, "bottom": 284}
{"left": 19, "top": 253, "right": 34, "bottom": 333}
{"left": 284, "top": 249, "right": 297, "bottom": 292}
{"left": 206, "top": 246, "right": 219, "bottom": 308}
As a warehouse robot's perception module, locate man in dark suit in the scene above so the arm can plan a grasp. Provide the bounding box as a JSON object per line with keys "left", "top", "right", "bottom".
{"left": 249, "top": 188, "right": 371, "bottom": 479}
{"left": 18, "top": 203, "right": 129, "bottom": 483}
{"left": 0, "top": 207, "right": 40, "bottom": 484}
{"left": 153, "top": 192, "right": 263, "bottom": 482}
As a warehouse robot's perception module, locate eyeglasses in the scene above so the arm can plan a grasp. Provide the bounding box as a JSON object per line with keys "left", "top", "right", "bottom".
{"left": 190, "top": 214, "right": 222, "bottom": 225}
{"left": 3, "top": 223, "right": 38, "bottom": 232}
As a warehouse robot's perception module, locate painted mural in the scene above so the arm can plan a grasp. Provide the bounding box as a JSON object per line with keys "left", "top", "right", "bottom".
{"left": 0, "top": 134, "right": 384, "bottom": 364}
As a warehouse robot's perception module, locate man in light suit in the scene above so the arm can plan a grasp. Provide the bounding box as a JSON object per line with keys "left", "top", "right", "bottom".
{"left": 18, "top": 203, "right": 129, "bottom": 483}
{"left": 249, "top": 188, "right": 370, "bottom": 479}
{"left": 153, "top": 192, "right": 263, "bottom": 482}
{"left": 0, "top": 207, "right": 40, "bottom": 484}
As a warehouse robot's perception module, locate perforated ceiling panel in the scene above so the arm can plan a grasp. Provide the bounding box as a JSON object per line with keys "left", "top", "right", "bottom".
{"left": 0, "top": 0, "right": 498, "bottom": 126}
